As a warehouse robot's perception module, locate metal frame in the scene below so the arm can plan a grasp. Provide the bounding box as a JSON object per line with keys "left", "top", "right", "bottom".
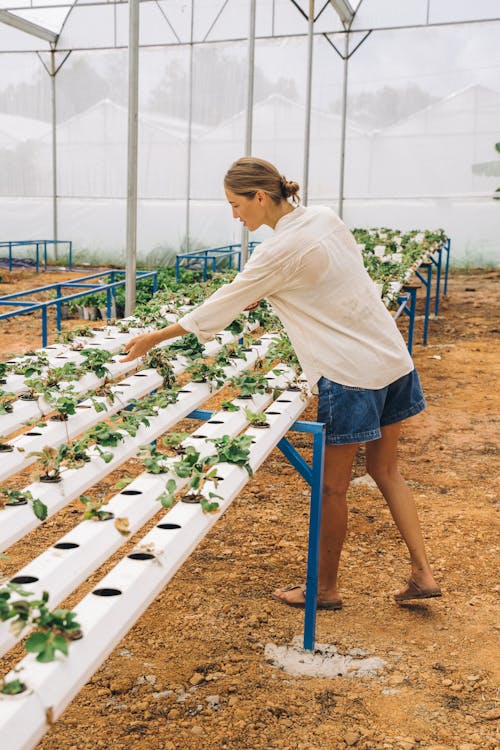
{"left": 0, "top": 239, "right": 72, "bottom": 272}
{"left": 187, "top": 407, "right": 326, "bottom": 651}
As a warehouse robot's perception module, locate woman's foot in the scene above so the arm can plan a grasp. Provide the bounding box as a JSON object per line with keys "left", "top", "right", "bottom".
{"left": 394, "top": 577, "right": 442, "bottom": 602}
{"left": 272, "top": 584, "right": 343, "bottom": 610}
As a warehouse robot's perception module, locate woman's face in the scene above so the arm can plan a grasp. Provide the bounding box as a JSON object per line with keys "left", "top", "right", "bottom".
{"left": 225, "top": 188, "right": 265, "bottom": 232}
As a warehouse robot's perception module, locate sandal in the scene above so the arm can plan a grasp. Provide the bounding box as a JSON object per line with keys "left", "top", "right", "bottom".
{"left": 272, "top": 584, "right": 343, "bottom": 611}
{"left": 394, "top": 578, "right": 442, "bottom": 602}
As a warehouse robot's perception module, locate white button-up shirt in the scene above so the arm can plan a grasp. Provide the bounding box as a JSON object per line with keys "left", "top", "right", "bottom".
{"left": 178, "top": 205, "right": 414, "bottom": 391}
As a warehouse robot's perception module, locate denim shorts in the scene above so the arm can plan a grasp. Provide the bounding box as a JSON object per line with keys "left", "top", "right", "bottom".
{"left": 316, "top": 369, "right": 426, "bottom": 445}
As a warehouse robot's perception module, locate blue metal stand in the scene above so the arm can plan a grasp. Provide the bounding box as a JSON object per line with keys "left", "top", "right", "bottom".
{"left": 187, "top": 408, "right": 326, "bottom": 651}
{"left": 415, "top": 262, "right": 432, "bottom": 345}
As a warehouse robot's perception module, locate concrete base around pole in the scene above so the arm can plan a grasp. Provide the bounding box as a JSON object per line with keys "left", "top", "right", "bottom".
{"left": 265, "top": 636, "right": 386, "bottom": 679}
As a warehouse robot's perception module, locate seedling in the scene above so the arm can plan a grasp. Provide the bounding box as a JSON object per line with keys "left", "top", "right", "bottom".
{"left": 143, "top": 347, "right": 176, "bottom": 388}
{"left": 28, "top": 445, "right": 62, "bottom": 482}
{"left": 186, "top": 361, "right": 226, "bottom": 391}
{"left": 80, "top": 348, "right": 114, "bottom": 378}
{"left": 0, "top": 434, "right": 13, "bottom": 452}
{"left": 0, "top": 679, "right": 26, "bottom": 696}
{"left": 80, "top": 495, "right": 114, "bottom": 522}
{"left": 244, "top": 406, "right": 270, "bottom": 427}
{"left": 0, "top": 390, "right": 16, "bottom": 414}
{"left": 209, "top": 434, "right": 253, "bottom": 476}
{"left": 46, "top": 389, "right": 79, "bottom": 421}
{"left": 138, "top": 444, "right": 171, "bottom": 474}
{"left": 0, "top": 488, "right": 47, "bottom": 520}
{"left": 221, "top": 401, "right": 240, "bottom": 412}
{"left": 87, "top": 423, "right": 125, "bottom": 447}
{"left": 160, "top": 432, "right": 190, "bottom": 454}
{"left": 57, "top": 438, "right": 91, "bottom": 469}
{"left": 231, "top": 371, "right": 269, "bottom": 397}
{"left": 168, "top": 333, "right": 204, "bottom": 360}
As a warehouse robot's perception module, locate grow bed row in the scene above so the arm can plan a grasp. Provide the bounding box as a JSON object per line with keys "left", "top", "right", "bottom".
{"left": 0, "top": 375, "right": 310, "bottom": 749}
{"left": 0, "top": 356, "right": 298, "bottom": 658}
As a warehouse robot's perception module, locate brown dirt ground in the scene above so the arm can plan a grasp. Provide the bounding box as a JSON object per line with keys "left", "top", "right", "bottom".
{"left": 0, "top": 267, "right": 499, "bottom": 750}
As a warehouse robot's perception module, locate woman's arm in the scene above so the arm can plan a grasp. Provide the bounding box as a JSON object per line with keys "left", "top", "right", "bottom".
{"left": 121, "top": 321, "right": 188, "bottom": 362}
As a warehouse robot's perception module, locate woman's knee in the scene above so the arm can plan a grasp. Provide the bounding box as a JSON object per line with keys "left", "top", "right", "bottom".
{"left": 365, "top": 459, "right": 400, "bottom": 486}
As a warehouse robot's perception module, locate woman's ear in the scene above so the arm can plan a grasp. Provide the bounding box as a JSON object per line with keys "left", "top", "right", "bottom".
{"left": 255, "top": 189, "right": 266, "bottom": 205}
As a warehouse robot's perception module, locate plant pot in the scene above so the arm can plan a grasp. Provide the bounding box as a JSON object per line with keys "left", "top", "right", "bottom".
{"left": 82, "top": 306, "right": 99, "bottom": 321}
{"left": 181, "top": 494, "right": 203, "bottom": 504}
{"left": 0, "top": 682, "right": 30, "bottom": 699}
{"left": 39, "top": 475, "right": 61, "bottom": 483}
{"left": 6, "top": 498, "right": 28, "bottom": 507}
{"left": 19, "top": 393, "right": 38, "bottom": 402}
{"left": 0, "top": 444, "right": 14, "bottom": 452}
{"left": 252, "top": 422, "right": 270, "bottom": 428}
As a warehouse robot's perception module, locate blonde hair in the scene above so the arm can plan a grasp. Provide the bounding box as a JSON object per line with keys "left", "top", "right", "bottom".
{"left": 224, "top": 157, "right": 300, "bottom": 205}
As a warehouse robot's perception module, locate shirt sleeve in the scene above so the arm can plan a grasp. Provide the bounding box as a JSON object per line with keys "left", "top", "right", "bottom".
{"left": 177, "top": 246, "right": 294, "bottom": 343}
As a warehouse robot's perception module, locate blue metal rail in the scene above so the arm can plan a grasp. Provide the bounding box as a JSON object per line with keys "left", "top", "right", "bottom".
{"left": 175, "top": 242, "right": 260, "bottom": 282}
{"left": 0, "top": 239, "right": 73, "bottom": 272}
{"left": 0, "top": 269, "right": 158, "bottom": 346}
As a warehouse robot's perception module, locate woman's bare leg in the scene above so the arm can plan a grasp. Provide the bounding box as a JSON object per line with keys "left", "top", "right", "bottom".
{"left": 273, "top": 442, "right": 359, "bottom": 605}
{"left": 365, "top": 421, "right": 440, "bottom": 595}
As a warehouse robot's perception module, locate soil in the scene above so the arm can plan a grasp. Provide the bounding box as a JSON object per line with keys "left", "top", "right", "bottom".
{"left": 0, "top": 267, "right": 499, "bottom": 750}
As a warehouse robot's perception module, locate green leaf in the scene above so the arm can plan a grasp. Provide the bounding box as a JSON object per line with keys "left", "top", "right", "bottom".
{"left": 25, "top": 631, "right": 49, "bottom": 653}
{"left": 32, "top": 499, "right": 48, "bottom": 521}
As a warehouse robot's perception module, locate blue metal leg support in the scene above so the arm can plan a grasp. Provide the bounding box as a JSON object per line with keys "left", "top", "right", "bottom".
{"left": 415, "top": 262, "right": 432, "bottom": 345}
{"left": 431, "top": 246, "right": 442, "bottom": 317}
{"left": 400, "top": 286, "right": 417, "bottom": 354}
{"left": 56, "top": 285, "right": 62, "bottom": 331}
{"left": 185, "top": 409, "right": 326, "bottom": 652}
{"left": 443, "top": 240, "right": 451, "bottom": 296}
{"left": 42, "top": 306, "right": 48, "bottom": 347}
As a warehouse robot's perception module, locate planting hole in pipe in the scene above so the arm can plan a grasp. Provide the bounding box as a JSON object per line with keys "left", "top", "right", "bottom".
{"left": 208, "top": 420, "right": 224, "bottom": 424}
{"left": 190, "top": 435, "right": 207, "bottom": 439}
{"left": 25, "top": 431, "right": 42, "bottom": 436}
{"left": 178, "top": 389, "right": 192, "bottom": 393}
{"left": 127, "top": 552, "right": 155, "bottom": 561}
{"left": 266, "top": 411, "right": 281, "bottom": 415}
{"left": 44, "top": 347, "right": 57, "bottom": 350}
{"left": 76, "top": 404, "right": 92, "bottom": 409}
{"left": 133, "top": 373, "right": 148, "bottom": 377}
{"left": 157, "top": 522, "right": 181, "bottom": 530}
{"left": 54, "top": 542, "right": 79, "bottom": 550}
{"left": 10, "top": 575, "right": 39, "bottom": 585}
{"left": 277, "top": 399, "right": 292, "bottom": 403}
{"left": 92, "top": 588, "right": 122, "bottom": 597}
{"left": 120, "top": 489, "right": 143, "bottom": 496}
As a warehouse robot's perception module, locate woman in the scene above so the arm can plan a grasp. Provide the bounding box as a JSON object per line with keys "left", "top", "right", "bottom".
{"left": 122, "top": 156, "right": 441, "bottom": 609}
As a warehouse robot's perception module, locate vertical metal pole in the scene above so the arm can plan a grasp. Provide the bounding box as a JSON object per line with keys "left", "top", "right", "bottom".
{"left": 303, "top": 423, "right": 325, "bottom": 651}
{"left": 185, "top": 0, "right": 195, "bottom": 251}
{"left": 50, "top": 51, "right": 58, "bottom": 255}
{"left": 240, "top": 0, "right": 256, "bottom": 268}
{"left": 125, "top": 0, "right": 140, "bottom": 316}
{"left": 303, "top": 0, "right": 314, "bottom": 206}
{"left": 338, "top": 32, "right": 349, "bottom": 219}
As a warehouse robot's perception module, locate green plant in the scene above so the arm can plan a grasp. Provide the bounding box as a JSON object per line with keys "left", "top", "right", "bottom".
{"left": 230, "top": 371, "right": 269, "bottom": 397}
{"left": 244, "top": 406, "right": 269, "bottom": 427}
{"left": 80, "top": 348, "right": 114, "bottom": 378}
{"left": 46, "top": 389, "right": 79, "bottom": 420}
{"left": 0, "top": 488, "right": 47, "bottom": 520}
{"left": 138, "top": 444, "right": 171, "bottom": 474}
{"left": 186, "top": 361, "right": 226, "bottom": 390}
{"left": 87, "top": 423, "right": 125, "bottom": 447}
{"left": 160, "top": 432, "right": 190, "bottom": 454}
{"left": 28, "top": 445, "right": 62, "bottom": 481}
{"left": 209, "top": 434, "right": 253, "bottom": 476}
{"left": 57, "top": 438, "right": 90, "bottom": 469}
{"left": 168, "top": 333, "right": 204, "bottom": 360}
{"left": 221, "top": 400, "right": 240, "bottom": 412}
{"left": 0, "top": 390, "right": 16, "bottom": 414}
{"left": 142, "top": 347, "right": 176, "bottom": 388}
{"left": 1, "top": 679, "right": 26, "bottom": 695}
{"left": 80, "top": 494, "right": 114, "bottom": 522}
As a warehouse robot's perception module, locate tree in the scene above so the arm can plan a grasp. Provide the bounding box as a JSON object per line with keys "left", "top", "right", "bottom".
{"left": 147, "top": 46, "right": 298, "bottom": 125}
{"left": 331, "top": 83, "right": 439, "bottom": 130}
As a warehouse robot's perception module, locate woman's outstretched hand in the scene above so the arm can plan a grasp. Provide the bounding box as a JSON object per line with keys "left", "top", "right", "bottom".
{"left": 121, "top": 332, "right": 158, "bottom": 362}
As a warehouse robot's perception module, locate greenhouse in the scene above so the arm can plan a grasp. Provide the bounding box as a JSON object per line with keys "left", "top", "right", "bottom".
{"left": 0, "top": 3, "right": 499, "bottom": 750}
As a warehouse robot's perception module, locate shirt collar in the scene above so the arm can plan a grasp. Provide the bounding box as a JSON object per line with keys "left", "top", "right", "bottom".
{"left": 274, "top": 205, "right": 306, "bottom": 232}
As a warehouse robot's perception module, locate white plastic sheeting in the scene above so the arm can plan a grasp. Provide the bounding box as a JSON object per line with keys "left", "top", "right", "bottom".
{"left": 0, "top": 1, "right": 499, "bottom": 263}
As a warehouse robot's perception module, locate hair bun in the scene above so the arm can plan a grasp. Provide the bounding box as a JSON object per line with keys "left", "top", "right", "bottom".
{"left": 280, "top": 176, "right": 300, "bottom": 203}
